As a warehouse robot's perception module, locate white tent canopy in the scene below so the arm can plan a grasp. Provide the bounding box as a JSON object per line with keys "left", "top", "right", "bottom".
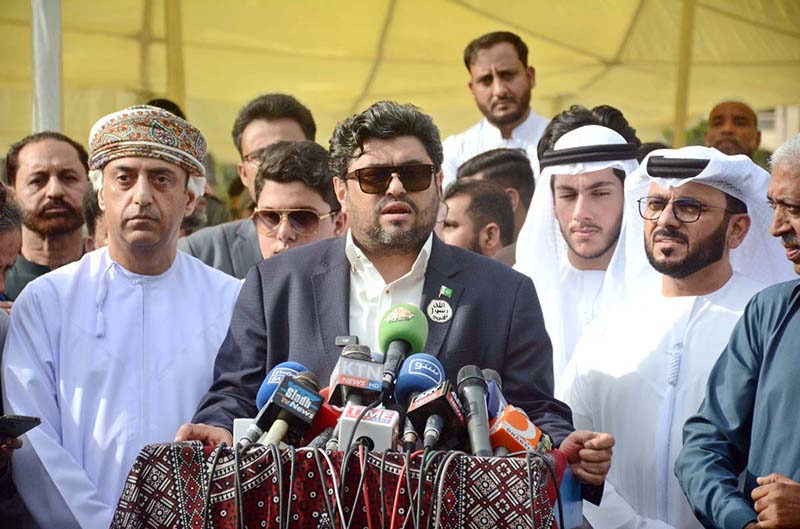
{"left": 2, "top": 0, "right": 798, "bottom": 165}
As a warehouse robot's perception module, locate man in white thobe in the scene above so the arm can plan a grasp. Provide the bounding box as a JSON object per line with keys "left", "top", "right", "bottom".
{"left": 560, "top": 146, "right": 795, "bottom": 529}
{"left": 442, "top": 31, "right": 549, "bottom": 189}
{"left": 1, "top": 105, "right": 242, "bottom": 529}
{"left": 514, "top": 105, "right": 640, "bottom": 384}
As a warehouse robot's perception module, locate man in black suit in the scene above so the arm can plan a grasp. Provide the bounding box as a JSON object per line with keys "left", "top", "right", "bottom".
{"left": 178, "top": 94, "right": 316, "bottom": 278}
{"left": 177, "top": 101, "right": 614, "bottom": 492}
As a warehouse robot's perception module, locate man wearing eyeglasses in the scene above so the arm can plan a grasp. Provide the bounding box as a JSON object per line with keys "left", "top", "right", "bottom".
{"left": 178, "top": 100, "right": 616, "bottom": 500}
{"left": 251, "top": 141, "right": 346, "bottom": 259}
{"left": 676, "top": 134, "right": 800, "bottom": 529}
{"left": 560, "top": 146, "right": 794, "bottom": 529}
{"left": 179, "top": 93, "right": 316, "bottom": 278}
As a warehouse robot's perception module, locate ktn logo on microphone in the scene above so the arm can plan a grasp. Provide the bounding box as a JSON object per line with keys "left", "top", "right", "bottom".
{"left": 409, "top": 359, "right": 442, "bottom": 383}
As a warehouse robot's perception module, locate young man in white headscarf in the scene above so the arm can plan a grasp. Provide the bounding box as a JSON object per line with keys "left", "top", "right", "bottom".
{"left": 2, "top": 105, "right": 242, "bottom": 529}
{"left": 514, "top": 104, "right": 640, "bottom": 383}
{"left": 560, "top": 146, "right": 795, "bottom": 529}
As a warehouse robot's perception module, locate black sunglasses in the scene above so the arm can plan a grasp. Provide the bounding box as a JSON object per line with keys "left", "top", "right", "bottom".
{"left": 252, "top": 208, "right": 337, "bottom": 236}
{"left": 343, "top": 164, "right": 434, "bottom": 194}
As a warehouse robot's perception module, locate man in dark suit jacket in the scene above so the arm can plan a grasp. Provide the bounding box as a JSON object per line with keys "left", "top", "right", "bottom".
{"left": 178, "top": 93, "right": 317, "bottom": 278}
{"left": 177, "top": 100, "right": 614, "bottom": 494}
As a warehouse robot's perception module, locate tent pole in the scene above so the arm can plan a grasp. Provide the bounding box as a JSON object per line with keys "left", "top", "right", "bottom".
{"left": 672, "top": 0, "right": 696, "bottom": 147}
{"left": 164, "top": 0, "right": 186, "bottom": 109}
{"left": 30, "top": 0, "right": 62, "bottom": 132}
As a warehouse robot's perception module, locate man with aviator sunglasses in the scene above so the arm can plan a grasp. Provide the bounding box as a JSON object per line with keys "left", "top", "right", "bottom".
{"left": 251, "top": 141, "right": 346, "bottom": 259}
{"left": 180, "top": 101, "right": 615, "bottom": 501}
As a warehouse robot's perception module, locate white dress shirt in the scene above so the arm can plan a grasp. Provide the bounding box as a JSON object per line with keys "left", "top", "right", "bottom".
{"left": 2, "top": 248, "right": 242, "bottom": 529}
{"left": 346, "top": 230, "right": 432, "bottom": 353}
{"left": 560, "top": 273, "right": 763, "bottom": 529}
{"left": 441, "top": 108, "right": 550, "bottom": 189}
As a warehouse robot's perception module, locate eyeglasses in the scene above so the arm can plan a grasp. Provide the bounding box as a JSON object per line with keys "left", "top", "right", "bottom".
{"left": 252, "top": 208, "right": 338, "bottom": 236}
{"left": 252, "top": 207, "right": 338, "bottom": 236}
{"left": 253, "top": 208, "right": 339, "bottom": 235}
{"left": 242, "top": 148, "right": 267, "bottom": 166}
{"left": 637, "top": 196, "right": 737, "bottom": 224}
{"left": 343, "top": 164, "right": 434, "bottom": 194}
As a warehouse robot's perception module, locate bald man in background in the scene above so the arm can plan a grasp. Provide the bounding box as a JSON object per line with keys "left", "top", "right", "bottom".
{"left": 704, "top": 101, "right": 761, "bottom": 159}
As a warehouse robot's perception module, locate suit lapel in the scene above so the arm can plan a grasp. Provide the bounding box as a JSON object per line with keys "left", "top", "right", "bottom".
{"left": 233, "top": 219, "right": 262, "bottom": 277}
{"left": 311, "top": 240, "right": 351, "bottom": 357}
{"left": 421, "top": 237, "right": 463, "bottom": 359}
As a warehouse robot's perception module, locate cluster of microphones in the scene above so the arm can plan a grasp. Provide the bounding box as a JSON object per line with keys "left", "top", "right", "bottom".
{"left": 235, "top": 303, "right": 552, "bottom": 457}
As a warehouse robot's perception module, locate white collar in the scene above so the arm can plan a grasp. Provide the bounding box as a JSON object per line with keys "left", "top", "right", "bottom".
{"left": 345, "top": 229, "right": 433, "bottom": 282}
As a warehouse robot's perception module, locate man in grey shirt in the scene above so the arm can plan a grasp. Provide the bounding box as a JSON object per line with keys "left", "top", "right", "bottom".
{"left": 179, "top": 94, "right": 316, "bottom": 278}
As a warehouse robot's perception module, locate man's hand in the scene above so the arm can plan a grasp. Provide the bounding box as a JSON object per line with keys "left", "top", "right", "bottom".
{"left": 0, "top": 436, "right": 22, "bottom": 468}
{"left": 559, "top": 430, "right": 615, "bottom": 486}
{"left": 174, "top": 423, "right": 233, "bottom": 447}
{"left": 750, "top": 473, "right": 800, "bottom": 529}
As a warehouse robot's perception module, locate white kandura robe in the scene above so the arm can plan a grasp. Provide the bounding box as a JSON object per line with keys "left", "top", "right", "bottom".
{"left": 2, "top": 248, "right": 242, "bottom": 529}
{"left": 549, "top": 267, "right": 605, "bottom": 384}
{"left": 559, "top": 272, "right": 763, "bottom": 529}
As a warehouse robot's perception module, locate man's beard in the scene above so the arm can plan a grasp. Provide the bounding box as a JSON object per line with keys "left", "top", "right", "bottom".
{"left": 645, "top": 218, "right": 729, "bottom": 279}
{"left": 559, "top": 212, "right": 623, "bottom": 261}
{"left": 363, "top": 195, "right": 437, "bottom": 255}
{"left": 712, "top": 138, "right": 748, "bottom": 156}
{"left": 467, "top": 229, "right": 483, "bottom": 255}
{"left": 23, "top": 199, "right": 84, "bottom": 236}
{"left": 483, "top": 89, "right": 531, "bottom": 128}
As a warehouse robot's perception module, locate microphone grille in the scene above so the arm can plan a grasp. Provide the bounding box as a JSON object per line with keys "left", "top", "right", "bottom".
{"left": 293, "top": 371, "right": 321, "bottom": 392}
{"left": 342, "top": 344, "right": 373, "bottom": 362}
{"left": 481, "top": 369, "right": 502, "bottom": 389}
{"left": 457, "top": 365, "right": 486, "bottom": 392}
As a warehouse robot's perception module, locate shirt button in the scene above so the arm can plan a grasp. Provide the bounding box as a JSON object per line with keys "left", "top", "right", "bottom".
{"left": 385, "top": 289, "right": 390, "bottom": 295}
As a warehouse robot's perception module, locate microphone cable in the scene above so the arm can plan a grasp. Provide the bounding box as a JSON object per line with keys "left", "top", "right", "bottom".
{"left": 378, "top": 448, "right": 397, "bottom": 529}
{"left": 345, "top": 443, "right": 373, "bottom": 529}
{"left": 312, "top": 446, "right": 349, "bottom": 527}
{"left": 503, "top": 450, "right": 564, "bottom": 529}
{"left": 233, "top": 442, "right": 245, "bottom": 529}
{"left": 306, "top": 447, "right": 337, "bottom": 526}
{"left": 413, "top": 447, "right": 432, "bottom": 529}
{"left": 422, "top": 450, "right": 449, "bottom": 529}
{"left": 339, "top": 391, "right": 384, "bottom": 475}
{"left": 202, "top": 442, "right": 227, "bottom": 529}
{"left": 431, "top": 450, "right": 465, "bottom": 529}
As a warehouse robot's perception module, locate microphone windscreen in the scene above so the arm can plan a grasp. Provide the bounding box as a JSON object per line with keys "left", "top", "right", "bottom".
{"left": 378, "top": 304, "right": 428, "bottom": 355}
{"left": 394, "top": 354, "right": 445, "bottom": 405}
{"left": 256, "top": 361, "right": 308, "bottom": 409}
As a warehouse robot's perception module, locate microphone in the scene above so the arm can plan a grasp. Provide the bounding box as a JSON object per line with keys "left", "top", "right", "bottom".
{"left": 489, "top": 405, "right": 552, "bottom": 454}
{"left": 394, "top": 354, "right": 446, "bottom": 452}
{"left": 238, "top": 361, "right": 310, "bottom": 447}
{"left": 378, "top": 304, "right": 428, "bottom": 393}
{"left": 482, "top": 369, "right": 508, "bottom": 421}
{"left": 328, "top": 345, "right": 383, "bottom": 407}
{"left": 307, "top": 427, "right": 334, "bottom": 449}
{"left": 406, "top": 380, "right": 466, "bottom": 450}
{"left": 457, "top": 366, "right": 493, "bottom": 457}
{"left": 259, "top": 371, "right": 323, "bottom": 446}
{"left": 337, "top": 403, "right": 400, "bottom": 451}
{"left": 256, "top": 361, "right": 308, "bottom": 409}
{"left": 301, "top": 387, "right": 342, "bottom": 446}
